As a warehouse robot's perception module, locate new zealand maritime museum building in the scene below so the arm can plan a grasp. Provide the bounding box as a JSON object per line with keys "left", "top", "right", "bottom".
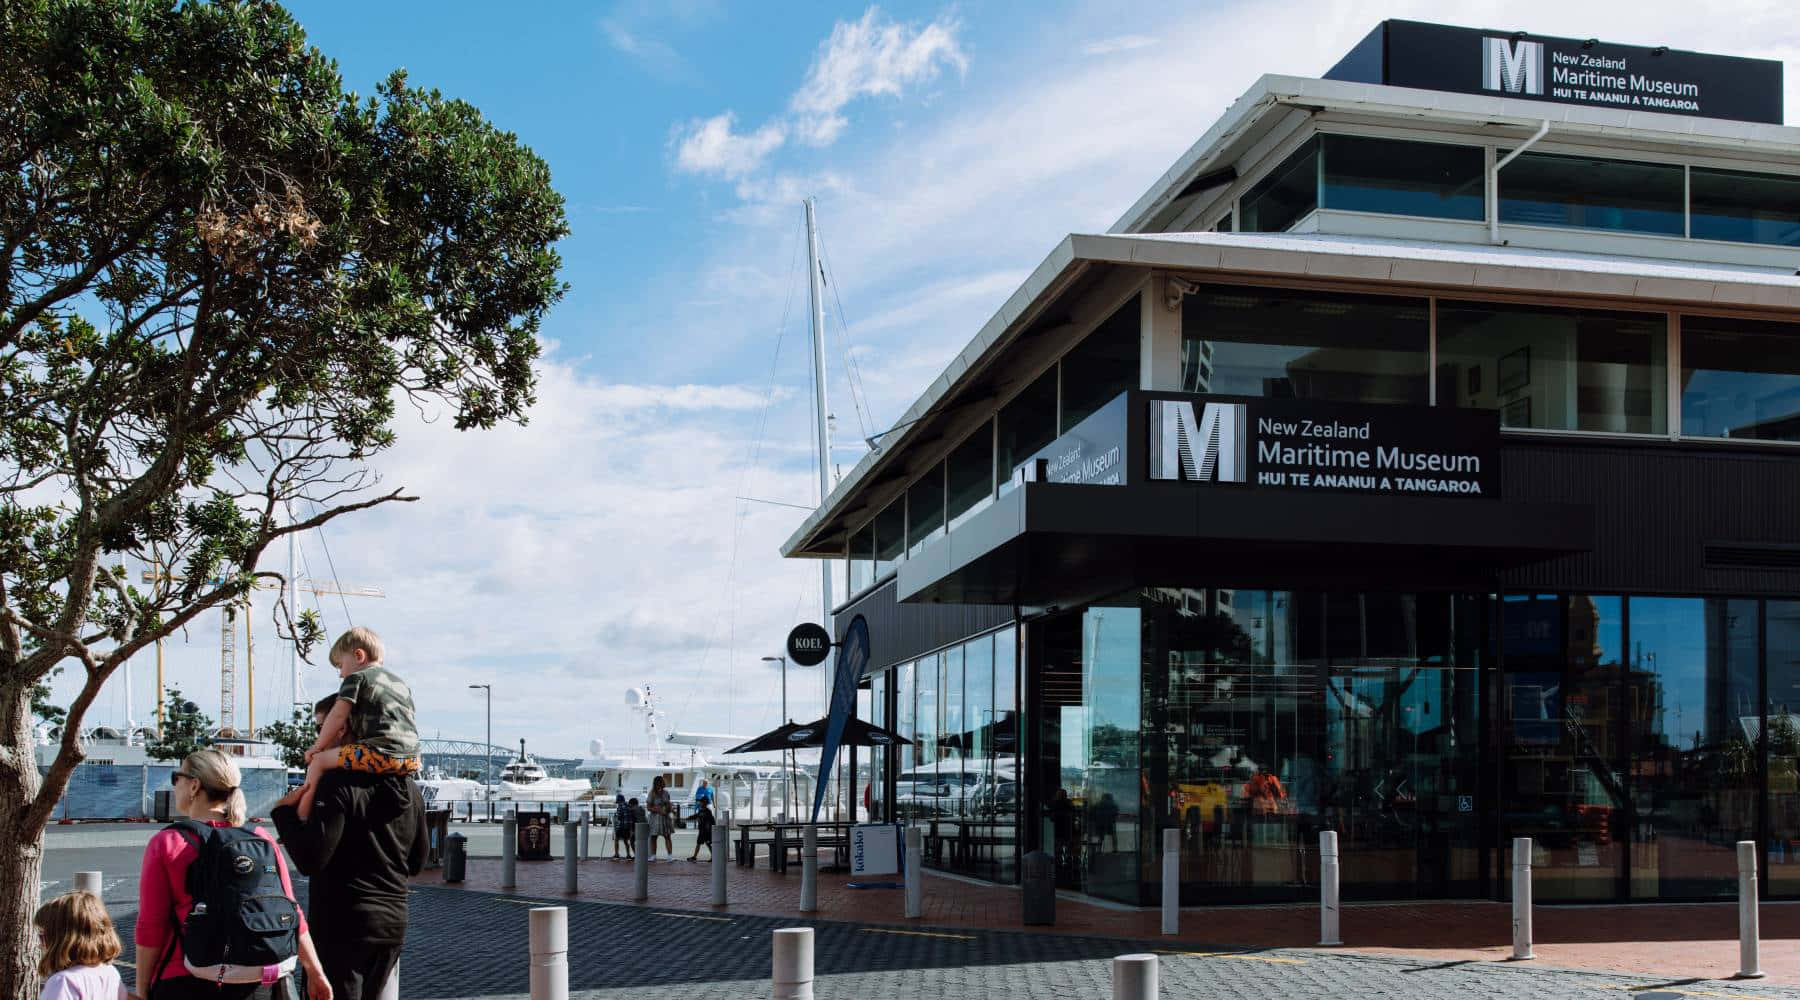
{"left": 781, "top": 21, "right": 1800, "bottom": 906}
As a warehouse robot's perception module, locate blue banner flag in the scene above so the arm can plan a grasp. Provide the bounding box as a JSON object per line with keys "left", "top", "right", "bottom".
{"left": 811, "top": 615, "right": 870, "bottom": 822}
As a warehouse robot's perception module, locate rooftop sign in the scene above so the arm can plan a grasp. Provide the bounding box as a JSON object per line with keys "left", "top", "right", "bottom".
{"left": 1325, "top": 20, "right": 1783, "bottom": 125}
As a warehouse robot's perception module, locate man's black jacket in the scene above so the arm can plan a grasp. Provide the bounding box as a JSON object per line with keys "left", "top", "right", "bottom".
{"left": 271, "top": 771, "right": 428, "bottom": 944}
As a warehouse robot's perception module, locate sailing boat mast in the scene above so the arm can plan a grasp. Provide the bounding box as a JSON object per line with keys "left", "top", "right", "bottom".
{"left": 804, "top": 199, "right": 834, "bottom": 635}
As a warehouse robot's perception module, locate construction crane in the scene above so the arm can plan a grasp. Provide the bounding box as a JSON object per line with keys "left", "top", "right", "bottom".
{"left": 140, "top": 569, "right": 383, "bottom": 738}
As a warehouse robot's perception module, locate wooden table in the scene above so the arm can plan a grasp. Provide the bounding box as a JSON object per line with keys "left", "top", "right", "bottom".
{"left": 734, "top": 821, "right": 855, "bottom": 872}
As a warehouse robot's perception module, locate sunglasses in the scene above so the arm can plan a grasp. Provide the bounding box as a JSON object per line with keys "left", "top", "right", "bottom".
{"left": 170, "top": 772, "right": 193, "bottom": 785}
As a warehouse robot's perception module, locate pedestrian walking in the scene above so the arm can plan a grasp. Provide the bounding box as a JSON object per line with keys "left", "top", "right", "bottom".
{"left": 688, "top": 802, "right": 715, "bottom": 862}
{"left": 35, "top": 891, "right": 125, "bottom": 1000}
{"left": 648, "top": 776, "right": 675, "bottom": 860}
{"left": 611, "top": 793, "right": 631, "bottom": 859}
{"left": 131, "top": 748, "right": 329, "bottom": 999}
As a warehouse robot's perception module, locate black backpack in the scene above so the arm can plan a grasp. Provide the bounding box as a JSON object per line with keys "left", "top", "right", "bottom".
{"left": 164, "top": 820, "right": 301, "bottom": 972}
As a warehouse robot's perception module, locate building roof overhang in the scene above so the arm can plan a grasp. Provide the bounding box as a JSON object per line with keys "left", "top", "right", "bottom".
{"left": 1110, "top": 74, "right": 1800, "bottom": 236}
{"left": 780, "top": 230, "right": 1800, "bottom": 561}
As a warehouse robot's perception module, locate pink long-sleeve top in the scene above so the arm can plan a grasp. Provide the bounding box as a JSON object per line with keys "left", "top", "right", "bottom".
{"left": 133, "top": 821, "right": 308, "bottom": 982}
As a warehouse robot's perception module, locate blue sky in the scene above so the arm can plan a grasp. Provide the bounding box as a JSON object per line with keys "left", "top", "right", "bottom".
{"left": 61, "top": 1, "right": 1800, "bottom": 760}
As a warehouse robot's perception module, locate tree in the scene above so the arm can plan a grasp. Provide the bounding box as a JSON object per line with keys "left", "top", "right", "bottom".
{"left": 259, "top": 705, "right": 318, "bottom": 769}
{"left": 0, "top": 2, "right": 567, "bottom": 991}
{"left": 143, "top": 686, "right": 212, "bottom": 763}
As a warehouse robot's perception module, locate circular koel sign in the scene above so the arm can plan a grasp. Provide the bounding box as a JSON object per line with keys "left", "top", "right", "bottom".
{"left": 786, "top": 622, "right": 832, "bottom": 666}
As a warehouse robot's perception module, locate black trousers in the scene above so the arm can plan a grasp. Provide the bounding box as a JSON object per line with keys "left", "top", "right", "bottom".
{"left": 150, "top": 976, "right": 297, "bottom": 1000}
{"left": 313, "top": 936, "right": 402, "bottom": 1000}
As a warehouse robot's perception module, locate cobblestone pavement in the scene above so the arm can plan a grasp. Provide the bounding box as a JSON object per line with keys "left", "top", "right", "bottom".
{"left": 108, "top": 884, "right": 1800, "bottom": 1000}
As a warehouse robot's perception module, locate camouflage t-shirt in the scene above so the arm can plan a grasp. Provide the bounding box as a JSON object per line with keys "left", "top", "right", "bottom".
{"left": 336, "top": 665, "right": 419, "bottom": 758}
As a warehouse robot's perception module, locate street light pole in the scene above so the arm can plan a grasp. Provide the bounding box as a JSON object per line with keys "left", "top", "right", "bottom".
{"left": 762, "top": 655, "right": 790, "bottom": 819}
{"left": 470, "top": 683, "right": 492, "bottom": 820}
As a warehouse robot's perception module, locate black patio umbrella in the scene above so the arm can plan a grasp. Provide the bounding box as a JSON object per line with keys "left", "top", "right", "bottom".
{"left": 722, "top": 716, "right": 912, "bottom": 755}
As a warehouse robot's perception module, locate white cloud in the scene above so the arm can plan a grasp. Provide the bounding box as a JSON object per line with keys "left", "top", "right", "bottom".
{"left": 671, "top": 112, "right": 788, "bottom": 179}
{"left": 1080, "top": 34, "right": 1157, "bottom": 56}
{"left": 788, "top": 7, "right": 968, "bottom": 146}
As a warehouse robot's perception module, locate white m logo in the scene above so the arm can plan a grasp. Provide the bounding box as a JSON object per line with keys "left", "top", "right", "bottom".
{"left": 1149, "top": 400, "right": 1245, "bottom": 483}
{"left": 1483, "top": 37, "right": 1543, "bottom": 96}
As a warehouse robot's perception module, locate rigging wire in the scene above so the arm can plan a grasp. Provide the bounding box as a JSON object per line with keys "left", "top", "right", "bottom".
{"left": 815, "top": 229, "right": 879, "bottom": 445}
{"left": 307, "top": 501, "right": 356, "bottom": 626}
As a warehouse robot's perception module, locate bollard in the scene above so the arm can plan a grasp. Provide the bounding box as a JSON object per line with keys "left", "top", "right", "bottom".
{"left": 772, "top": 927, "right": 814, "bottom": 1000}
{"left": 528, "top": 906, "right": 568, "bottom": 1000}
{"left": 502, "top": 812, "right": 518, "bottom": 891}
{"left": 904, "top": 826, "right": 923, "bottom": 919}
{"left": 564, "top": 819, "right": 579, "bottom": 894}
{"left": 1511, "top": 837, "right": 1535, "bottom": 961}
{"left": 75, "top": 871, "right": 102, "bottom": 900}
{"left": 1318, "top": 830, "right": 1342, "bottom": 946}
{"left": 580, "top": 813, "right": 591, "bottom": 860}
{"left": 1738, "top": 840, "right": 1764, "bottom": 979}
{"left": 1161, "top": 828, "right": 1179, "bottom": 936}
{"left": 443, "top": 833, "right": 467, "bottom": 883}
{"left": 1111, "top": 953, "right": 1158, "bottom": 1000}
{"left": 634, "top": 820, "right": 650, "bottom": 901}
{"left": 1021, "top": 850, "right": 1056, "bottom": 926}
{"left": 801, "top": 825, "right": 819, "bottom": 913}
{"left": 711, "top": 821, "right": 729, "bottom": 906}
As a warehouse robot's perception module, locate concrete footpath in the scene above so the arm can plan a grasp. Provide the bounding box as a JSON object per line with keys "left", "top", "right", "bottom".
{"left": 423, "top": 845, "right": 1800, "bottom": 986}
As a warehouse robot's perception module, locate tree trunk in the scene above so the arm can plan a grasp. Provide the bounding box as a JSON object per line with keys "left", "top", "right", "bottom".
{"left": 0, "top": 682, "right": 45, "bottom": 1000}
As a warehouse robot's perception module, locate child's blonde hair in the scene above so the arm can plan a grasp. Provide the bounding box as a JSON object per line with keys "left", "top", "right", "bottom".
{"left": 33, "top": 891, "right": 120, "bottom": 978}
{"left": 330, "top": 626, "right": 384, "bottom": 665}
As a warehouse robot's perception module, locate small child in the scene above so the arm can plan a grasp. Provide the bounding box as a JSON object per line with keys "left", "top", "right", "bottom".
{"left": 34, "top": 891, "right": 125, "bottom": 1000}
{"left": 619, "top": 798, "right": 639, "bottom": 859}
{"left": 687, "top": 802, "right": 715, "bottom": 862}
{"left": 297, "top": 627, "right": 419, "bottom": 820}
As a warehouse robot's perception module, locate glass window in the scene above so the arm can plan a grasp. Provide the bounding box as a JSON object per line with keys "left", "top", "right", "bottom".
{"left": 906, "top": 465, "right": 945, "bottom": 558}
{"left": 1241, "top": 138, "right": 1318, "bottom": 233}
{"left": 996, "top": 368, "right": 1057, "bottom": 492}
{"left": 869, "top": 671, "right": 888, "bottom": 822}
{"left": 873, "top": 499, "right": 904, "bottom": 580}
{"left": 940, "top": 646, "right": 964, "bottom": 824}
{"left": 896, "top": 660, "right": 916, "bottom": 777}
{"left": 1502, "top": 595, "right": 1628, "bottom": 901}
{"left": 946, "top": 424, "right": 994, "bottom": 531}
{"left": 1438, "top": 301, "right": 1668, "bottom": 434}
{"left": 848, "top": 523, "right": 874, "bottom": 594}
{"left": 1690, "top": 167, "right": 1800, "bottom": 247}
{"left": 1770, "top": 601, "right": 1800, "bottom": 896}
{"left": 993, "top": 626, "right": 1019, "bottom": 880}
{"left": 1498, "top": 151, "right": 1684, "bottom": 235}
{"left": 1627, "top": 598, "right": 1759, "bottom": 899}
{"left": 1680, "top": 315, "right": 1800, "bottom": 441}
{"left": 1180, "top": 284, "right": 1429, "bottom": 404}
{"left": 1319, "top": 134, "right": 1485, "bottom": 221}
{"left": 1060, "top": 296, "right": 1140, "bottom": 432}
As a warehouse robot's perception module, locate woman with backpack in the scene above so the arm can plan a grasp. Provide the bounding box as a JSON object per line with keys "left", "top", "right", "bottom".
{"left": 131, "top": 748, "right": 330, "bottom": 1000}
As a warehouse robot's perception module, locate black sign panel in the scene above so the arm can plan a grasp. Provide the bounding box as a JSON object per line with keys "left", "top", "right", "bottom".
{"left": 516, "top": 811, "right": 552, "bottom": 861}
{"left": 786, "top": 622, "right": 831, "bottom": 666}
{"left": 1145, "top": 393, "right": 1500, "bottom": 499}
{"left": 1015, "top": 391, "right": 1129, "bottom": 487}
{"left": 1325, "top": 20, "right": 1783, "bottom": 125}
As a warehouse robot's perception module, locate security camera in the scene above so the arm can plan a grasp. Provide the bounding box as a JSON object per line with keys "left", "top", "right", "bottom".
{"left": 1165, "top": 276, "right": 1202, "bottom": 311}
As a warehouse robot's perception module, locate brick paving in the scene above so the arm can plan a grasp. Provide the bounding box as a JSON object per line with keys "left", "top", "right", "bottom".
{"left": 418, "top": 849, "right": 1800, "bottom": 985}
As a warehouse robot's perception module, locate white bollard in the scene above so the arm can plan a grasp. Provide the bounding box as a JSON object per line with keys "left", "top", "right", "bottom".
{"left": 772, "top": 927, "right": 814, "bottom": 1000}
{"left": 801, "top": 825, "right": 819, "bottom": 913}
{"left": 1511, "top": 837, "right": 1535, "bottom": 961}
{"left": 634, "top": 821, "right": 650, "bottom": 901}
{"left": 1161, "top": 828, "right": 1179, "bottom": 936}
{"left": 75, "top": 871, "right": 102, "bottom": 900}
{"left": 1738, "top": 840, "right": 1765, "bottom": 979}
{"left": 1111, "top": 953, "right": 1158, "bottom": 1000}
{"left": 711, "top": 822, "right": 729, "bottom": 906}
{"left": 563, "top": 819, "right": 579, "bottom": 894}
{"left": 904, "top": 826, "right": 923, "bottom": 919}
{"left": 579, "top": 813, "right": 591, "bottom": 859}
{"left": 502, "top": 812, "right": 517, "bottom": 891}
{"left": 1318, "top": 830, "right": 1342, "bottom": 946}
{"left": 528, "top": 906, "right": 568, "bottom": 1000}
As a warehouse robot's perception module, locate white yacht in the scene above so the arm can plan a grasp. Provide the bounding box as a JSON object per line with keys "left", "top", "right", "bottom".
{"left": 489, "top": 738, "right": 591, "bottom": 804}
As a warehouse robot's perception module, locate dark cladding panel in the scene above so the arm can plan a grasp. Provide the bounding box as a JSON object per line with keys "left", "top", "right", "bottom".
{"left": 837, "top": 578, "right": 1013, "bottom": 675}
{"left": 1323, "top": 23, "right": 1386, "bottom": 84}
{"left": 1500, "top": 440, "right": 1800, "bottom": 595}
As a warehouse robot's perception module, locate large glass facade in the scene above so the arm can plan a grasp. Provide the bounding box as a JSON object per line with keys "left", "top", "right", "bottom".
{"left": 873, "top": 499, "right": 905, "bottom": 580}
{"left": 1690, "top": 167, "right": 1800, "bottom": 247}
{"left": 1770, "top": 602, "right": 1800, "bottom": 895}
{"left": 1498, "top": 151, "right": 1685, "bottom": 235}
{"left": 945, "top": 426, "right": 994, "bottom": 531}
{"left": 1180, "top": 284, "right": 1429, "bottom": 405}
{"left": 1680, "top": 315, "right": 1800, "bottom": 442}
{"left": 1438, "top": 301, "right": 1668, "bottom": 434}
{"left": 1319, "top": 134, "right": 1485, "bottom": 221}
{"left": 906, "top": 465, "right": 945, "bottom": 558}
{"left": 1240, "top": 139, "right": 1318, "bottom": 233}
{"left": 996, "top": 369, "right": 1057, "bottom": 493}
{"left": 1060, "top": 297, "right": 1141, "bottom": 432}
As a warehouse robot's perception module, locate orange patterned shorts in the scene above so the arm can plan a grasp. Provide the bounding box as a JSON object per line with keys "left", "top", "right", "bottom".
{"left": 336, "top": 743, "right": 421, "bottom": 775}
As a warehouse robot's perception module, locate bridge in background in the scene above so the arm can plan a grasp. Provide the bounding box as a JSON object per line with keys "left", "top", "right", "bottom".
{"left": 417, "top": 738, "right": 583, "bottom": 779}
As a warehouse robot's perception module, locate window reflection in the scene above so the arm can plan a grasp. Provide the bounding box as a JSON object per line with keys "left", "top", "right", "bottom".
{"left": 1767, "top": 603, "right": 1800, "bottom": 896}
{"left": 1680, "top": 315, "right": 1800, "bottom": 442}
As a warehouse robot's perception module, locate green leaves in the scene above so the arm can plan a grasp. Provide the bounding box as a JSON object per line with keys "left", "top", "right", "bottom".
{"left": 145, "top": 685, "right": 214, "bottom": 762}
